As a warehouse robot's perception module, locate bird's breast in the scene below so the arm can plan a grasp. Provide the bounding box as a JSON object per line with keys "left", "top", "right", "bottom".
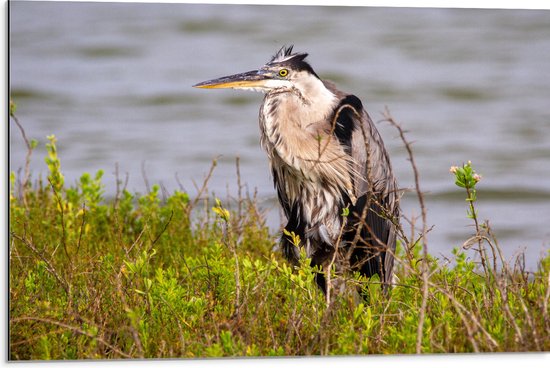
{"left": 273, "top": 156, "right": 344, "bottom": 244}
{"left": 261, "top": 97, "right": 354, "bottom": 192}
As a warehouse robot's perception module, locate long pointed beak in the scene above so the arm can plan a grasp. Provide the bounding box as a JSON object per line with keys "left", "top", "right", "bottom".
{"left": 193, "top": 69, "right": 272, "bottom": 89}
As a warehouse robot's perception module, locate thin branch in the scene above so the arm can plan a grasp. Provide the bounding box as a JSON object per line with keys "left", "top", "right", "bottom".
{"left": 190, "top": 157, "right": 219, "bottom": 212}
{"left": 10, "top": 111, "right": 34, "bottom": 206}
{"left": 141, "top": 161, "right": 150, "bottom": 193}
{"left": 236, "top": 156, "right": 243, "bottom": 220}
{"left": 48, "top": 178, "right": 71, "bottom": 265}
{"left": 543, "top": 271, "right": 550, "bottom": 332}
{"left": 10, "top": 232, "right": 70, "bottom": 296}
{"left": 147, "top": 210, "right": 174, "bottom": 253}
{"left": 76, "top": 202, "right": 86, "bottom": 255}
{"left": 11, "top": 316, "right": 133, "bottom": 358}
{"left": 114, "top": 271, "right": 144, "bottom": 358}
{"left": 382, "top": 107, "right": 429, "bottom": 354}
{"left": 325, "top": 211, "right": 348, "bottom": 306}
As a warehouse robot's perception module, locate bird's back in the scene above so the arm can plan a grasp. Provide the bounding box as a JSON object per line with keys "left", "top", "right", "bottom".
{"left": 324, "top": 80, "right": 399, "bottom": 288}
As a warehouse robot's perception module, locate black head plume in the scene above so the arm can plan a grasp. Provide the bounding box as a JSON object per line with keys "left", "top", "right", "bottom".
{"left": 267, "top": 45, "right": 319, "bottom": 79}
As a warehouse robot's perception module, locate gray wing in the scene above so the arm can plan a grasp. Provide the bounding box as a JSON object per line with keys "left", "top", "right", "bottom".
{"left": 329, "top": 90, "right": 399, "bottom": 286}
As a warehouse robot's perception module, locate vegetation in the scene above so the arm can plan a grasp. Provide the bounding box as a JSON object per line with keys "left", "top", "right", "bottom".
{"left": 9, "top": 105, "right": 549, "bottom": 359}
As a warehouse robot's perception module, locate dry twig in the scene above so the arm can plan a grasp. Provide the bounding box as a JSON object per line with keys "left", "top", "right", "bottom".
{"left": 382, "top": 107, "right": 429, "bottom": 354}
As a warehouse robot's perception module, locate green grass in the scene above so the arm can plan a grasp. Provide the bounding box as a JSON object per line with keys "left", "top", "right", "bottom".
{"left": 9, "top": 128, "right": 550, "bottom": 360}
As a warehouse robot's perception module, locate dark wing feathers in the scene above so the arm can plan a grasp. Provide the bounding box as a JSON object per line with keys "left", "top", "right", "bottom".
{"left": 330, "top": 91, "right": 399, "bottom": 286}
{"left": 272, "top": 157, "right": 302, "bottom": 264}
{"left": 332, "top": 95, "right": 363, "bottom": 156}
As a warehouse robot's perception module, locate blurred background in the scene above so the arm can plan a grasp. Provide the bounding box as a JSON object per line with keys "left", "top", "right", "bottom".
{"left": 9, "top": 1, "right": 550, "bottom": 268}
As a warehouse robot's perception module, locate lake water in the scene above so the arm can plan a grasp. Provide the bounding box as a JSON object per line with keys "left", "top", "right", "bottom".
{"left": 9, "top": 2, "right": 550, "bottom": 268}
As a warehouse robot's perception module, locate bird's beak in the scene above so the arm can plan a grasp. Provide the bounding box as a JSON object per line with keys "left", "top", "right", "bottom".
{"left": 193, "top": 69, "right": 273, "bottom": 90}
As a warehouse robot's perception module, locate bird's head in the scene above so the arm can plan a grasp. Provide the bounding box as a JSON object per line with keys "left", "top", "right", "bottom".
{"left": 193, "top": 45, "right": 321, "bottom": 95}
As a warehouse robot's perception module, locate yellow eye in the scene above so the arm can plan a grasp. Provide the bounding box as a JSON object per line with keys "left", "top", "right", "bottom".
{"left": 278, "top": 69, "right": 289, "bottom": 77}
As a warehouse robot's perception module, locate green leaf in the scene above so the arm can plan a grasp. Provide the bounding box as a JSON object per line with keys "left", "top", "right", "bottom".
{"left": 9, "top": 99, "right": 17, "bottom": 116}
{"left": 341, "top": 207, "right": 350, "bottom": 217}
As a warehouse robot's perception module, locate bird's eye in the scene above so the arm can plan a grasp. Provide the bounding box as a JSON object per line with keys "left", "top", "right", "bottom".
{"left": 278, "top": 69, "right": 289, "bottom": 77}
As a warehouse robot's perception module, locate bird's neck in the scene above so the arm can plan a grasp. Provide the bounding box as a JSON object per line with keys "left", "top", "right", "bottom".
{"left": 266, "top": 78, "right": 337, "bottom": 131}
{"left": 295, "top": 77, "right": 338, "bottom": 111}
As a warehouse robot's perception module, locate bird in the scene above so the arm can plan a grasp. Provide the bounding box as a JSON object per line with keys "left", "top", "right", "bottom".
{"left": 194, "top": 45, "right": 399, "bottom": 295}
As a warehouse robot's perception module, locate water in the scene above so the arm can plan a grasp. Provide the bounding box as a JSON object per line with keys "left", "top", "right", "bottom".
{"left": 9, "top": 2, "right": 550, "bottom": 268}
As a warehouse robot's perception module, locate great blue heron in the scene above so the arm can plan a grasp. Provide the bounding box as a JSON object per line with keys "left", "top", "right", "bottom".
{"left": 194, "top": 46, "right": 399, "bottom": 294}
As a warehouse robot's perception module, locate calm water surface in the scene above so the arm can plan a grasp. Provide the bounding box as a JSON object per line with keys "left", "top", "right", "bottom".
{"left": 10, "top": 2, "right": 550, "bottom": 268}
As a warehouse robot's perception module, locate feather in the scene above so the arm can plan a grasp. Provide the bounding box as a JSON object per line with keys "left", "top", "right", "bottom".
{"left": 260, "top": 47, "right": 399, "bottom": 292}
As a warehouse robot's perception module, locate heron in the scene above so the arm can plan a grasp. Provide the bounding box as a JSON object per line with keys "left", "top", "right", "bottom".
{"left": 194, "top": 45, "right": 399, "bottom": 295}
